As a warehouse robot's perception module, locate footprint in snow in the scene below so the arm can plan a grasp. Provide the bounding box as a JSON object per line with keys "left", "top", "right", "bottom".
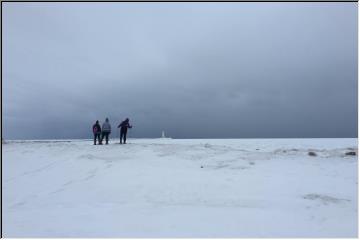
{"left": 10, "top": 201, "right": 26, "bottom": 209}
{"left": 303, "top": 194, "right": 350, "bottom": 205}
{"left": 50, "top": 188, "right": 65, "bottom": 194}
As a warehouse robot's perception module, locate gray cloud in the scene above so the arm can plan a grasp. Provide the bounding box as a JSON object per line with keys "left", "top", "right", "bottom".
{"left": 3, "top": 3, "right": 358, "bottom": 139}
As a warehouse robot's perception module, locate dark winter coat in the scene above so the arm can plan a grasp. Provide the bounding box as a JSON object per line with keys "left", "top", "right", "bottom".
{"left": 93, "top": 123, "right": 101, "bottom": 134}
{"left": 118, "top": 120, "right": 132, "bottom": 132}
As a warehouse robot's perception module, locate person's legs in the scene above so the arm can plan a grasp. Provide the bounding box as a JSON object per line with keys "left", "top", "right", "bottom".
{"left": 120, "top": 131, "right": 124, "bottom": 144}
{"left": 105, "top": 133, "right": 109, "bottom": 144}
{"left": 97, "top": 133, "right": 102, "bottom": 144}
{"left": 101, "top": 132, "right": 105, "bottom": 143}
{"left": 123, "top": 129, "right": 128, "bottom": 144}
{"left": 94, "top": 134, "right": 97, "bottom": 145}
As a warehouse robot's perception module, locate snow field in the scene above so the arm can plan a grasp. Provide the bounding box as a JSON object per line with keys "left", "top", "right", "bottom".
{"left": 3, "top": 138, "right": 358, "bottom": 237}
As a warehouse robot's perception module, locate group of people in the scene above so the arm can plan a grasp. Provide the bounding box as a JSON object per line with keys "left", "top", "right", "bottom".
{"left": 92, "top": 118, "right": 132, "bottom": 145}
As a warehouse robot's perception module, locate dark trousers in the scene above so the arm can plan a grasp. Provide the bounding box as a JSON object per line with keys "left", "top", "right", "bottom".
{"left": 94, "top": 133, "right": 101, "bottom": 145}
{"left": 120, "top": 129, "right": 128, "bottom": 144}
{"left": 102, "top": 132, "right": 110, "bottom": 144}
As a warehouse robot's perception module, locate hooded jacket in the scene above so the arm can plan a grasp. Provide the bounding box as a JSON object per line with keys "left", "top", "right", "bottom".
{"left": 93, "top": 122, "right": 101, "bottom": 134}
{"left": 118, "top": 119, "right": 132, "bottom": 131}
{"left": 102, "top": 120, "right": 111, "bottom": 133}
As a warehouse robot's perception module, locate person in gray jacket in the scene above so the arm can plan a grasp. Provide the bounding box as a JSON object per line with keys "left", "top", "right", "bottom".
{"left": 101, "top": 118, "right": 111, "bottom": 144}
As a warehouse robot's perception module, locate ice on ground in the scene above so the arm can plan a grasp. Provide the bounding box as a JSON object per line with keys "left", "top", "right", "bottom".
{"left": 2, "top": 138, "right": 358, "bottom": 237}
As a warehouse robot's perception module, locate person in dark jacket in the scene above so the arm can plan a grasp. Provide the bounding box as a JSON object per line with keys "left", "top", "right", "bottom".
{"left": 92, "top": 120, "right": 102, "bottom": 145}
{"left": 101, "top": 118, "right": 111, "bottom": 144}
{"left": 117, "top": 118, "right": 132, "bottom": 144}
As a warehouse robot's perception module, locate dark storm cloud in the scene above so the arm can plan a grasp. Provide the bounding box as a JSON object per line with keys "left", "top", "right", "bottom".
{"left": 2, "top": 3, "right": 358, "bottom": 139}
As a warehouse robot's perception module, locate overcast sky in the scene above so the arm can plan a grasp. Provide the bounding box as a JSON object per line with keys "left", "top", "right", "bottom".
{"left": 3, "top": 2, "right": 358, "bottom": 139}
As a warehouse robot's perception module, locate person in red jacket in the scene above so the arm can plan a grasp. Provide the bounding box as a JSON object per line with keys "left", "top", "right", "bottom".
{"left": 117, "top": 118, "right": 132, "bottom": 144}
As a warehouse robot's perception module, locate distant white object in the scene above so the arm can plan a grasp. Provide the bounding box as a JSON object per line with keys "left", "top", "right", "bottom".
{"left": 161, "top": 131, "right": 166, "bottom": 138}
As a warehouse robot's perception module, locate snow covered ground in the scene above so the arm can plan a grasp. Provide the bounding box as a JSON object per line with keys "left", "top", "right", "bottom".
{"left": 2, "top": 138, "right": 358, "bottom": 237}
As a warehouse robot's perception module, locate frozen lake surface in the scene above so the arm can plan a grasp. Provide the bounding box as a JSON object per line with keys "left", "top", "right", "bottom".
{"left": 2, "top": 138, "right": 358, "bottom": 237}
